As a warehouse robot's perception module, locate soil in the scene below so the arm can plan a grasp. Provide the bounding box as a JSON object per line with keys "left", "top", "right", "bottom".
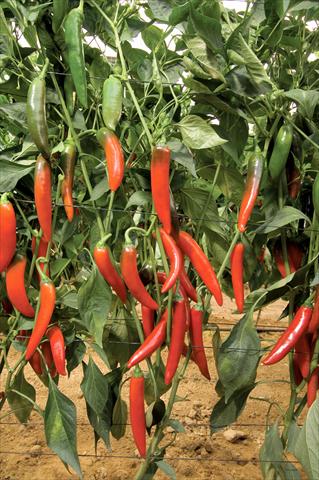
{"left": 0, "top": 296, "right": 308, "bottom": 480}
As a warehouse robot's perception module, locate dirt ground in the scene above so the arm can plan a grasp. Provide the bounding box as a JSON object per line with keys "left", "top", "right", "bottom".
{"left": 0, "top": 296, "right": 308, "bottom": 480}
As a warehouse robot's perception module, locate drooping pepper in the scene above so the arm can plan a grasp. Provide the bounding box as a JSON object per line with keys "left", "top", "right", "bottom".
{"left": 46, "top": 325, "right": 67, "bottom": 376}
{"left": 29, "top": 350, "right": 43, "bottom": 375}
{"left": 97, "top": 128, "right": 124, "bottom": 192}
{"left": 262, "top": 305, "right": 313, "bottom": 365}
{"left": 41, "top": 340, "right": 57, "bottom": 378}
{"left": 177, "top": 231, "right": 222, "bottom": 306}
{"left": 230, "top": 242, "right": 245, "bottom": 314}
{"left": 151, "top": 146, "right": 171, "bottom": 234}
{"left": 0, "top": 193, "right": 16, "bottom": 273}
{"left": 6, "top": 255, "right": 34, "bottom": 318}
{"left": 189, "top": 306, "right": 210, "bottom": 380}
{"left": 179, "top": 263, "right": 197, "bottom": 302}
{"left": 61, "top": 137, "right": 76, "bottom": 222}
{"left": 268, "top": 124, "right": 293, "bottom": 181}
{"left": 25, "top": 278, "right": 56, "bottom": 361}
{"left": 294, "top": 333, "right": 311, "bottom": 379}
{"left": 130, "top": 366, "right": 146, "bottom": 458}
{"left": 26, "top": 59, "right": 50, "bottom": 158}
{"left": 158, "top": 228, "right": 182, "bottom": 293}
{"left": 94, "top": 243, "right": 127, "bottom": 303}
{"left": 127, "top": 310, "right": 167, "bottom": 369}
{"left": 274, "top": 241, "right": 303, "bottom": 278}
{"left": 308, "top": 287, "right": 319, "bottom": 335}
{"left": 31, "top": 235, "right": 49, "bottom": 279}
{"left": 64, "top": 3, "right": 88, "bottom": 108}
{"left": 164, "top": 298, "right": 187, "bottom": 385}
{"left": 237, "top": 153, "right": 263, "bottom": 233}
{"left": 307, "top": 367, "right": 319, "bottom": 407}
{"left": 34, "top": 155, "right": 52, "bottom": 242}
{"left": 120, "top": 245, "right": 158, "bottom": 310}
{"left": 102, "top": 75, "right": 122, "bottom": 131}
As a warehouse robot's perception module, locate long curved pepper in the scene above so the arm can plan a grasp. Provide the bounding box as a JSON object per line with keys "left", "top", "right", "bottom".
{"left": 94, "top": 244, "right": 127, "bottom": 303}
{"left": 130, "top": 366, "right": 146, "bottom": 458}
{"left": 46, "top": 325, "right": 67, "bottom": 376}
{"left": 164, "top": 299, "right": 187, "bottom": 385}
{"left": 189, "top": 307, "right": 211, "bottom": 380}
{"left": 263, "top": 305, "right": 313, "bottom": 365}
{"left": 127, "top": 310, "right": 168, "bottom": 369}
{"left": 230, "top": 242, "right": 245, "bottom": 313}
{"left": 34, "top": 155, "right": 52, "bottom": 242}
{"left": 25, "top": 279, "right": 56, "bottom": 361}
{"left": 237, "top": 154, "right": 263, "bottom": 233}
{"left": 120, "top": 245, "right": 158, "bottom": 310}
{"left": 6, "top": 255, "right": 35, "bottom": 317}
{"left": 0, "top": 193, "right": 16, "bottom": 273}
{"left": 61, "top": 138, "right": 76, "bottom": 222}
{"left": 159, "top": 228, "right": 182, "bottom": 293}
{"left": 141, "top": 305, "right": 155, "bottom": 338}
{"left": 97, "top": 128, "right": 124, "bottom": 192}
{"left": 151, "top": 146, "right": 171, "bottom": 234}
{"left": 177, "top": 231, "right": 223, "bottom": 306}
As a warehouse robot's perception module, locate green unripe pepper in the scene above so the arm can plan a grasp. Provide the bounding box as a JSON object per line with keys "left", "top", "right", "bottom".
{"left": 102, "top": 75, "right": 122, "bottom": 131}
{"left": 268, "top": 124, "right": 293, "bottom": 181}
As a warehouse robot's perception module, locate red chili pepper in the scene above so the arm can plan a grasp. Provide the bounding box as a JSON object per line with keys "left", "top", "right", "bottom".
{"left": 97, "top": 128, "right": 124, "bottom": 192}
{"left": 25, "top": 279, "right": 56, "bottom": 361}
{"left": 307, "top": 367, "right": 319, "bottom": 407}
{"left": 164, "top": 299, "right": 187, "bottom": 385}
{"left": 238, "top": 153, "right": 263, "bottom": 232}
{"left": 0, "top": 193, "right": 16, "bottom": 273}
{"left": 179, "top": 285, "right": 191, "bottom": 331}
{"left": 263, "top": 305, "right": 313, "bottom": 365}
{"left": 177, "top": 231, "right": 222, "bottom": 306}
{"left": 294, "top": 333, "right": 311, "bottom": 379}
{"left": 130, "top": 366, "right": 146, "bottom": 458}
{"left": 230, "top": 243, "right": 245, "bottom": 314}
{"left": 94, "top": 244, "right": 127, "bottom": 303}
{"left": 287, "top": 166, "right": 301, "bottom": 199}
{"left": 29, "top": 350, "right": 43, "bottom": 375}
{"left": 273, "top": 241, "right": 303, "bottom": 278}
{"left": 127, "top": 310, "right": 168, "bottom": 369}
{"left": 34, "top": 155, "right": 52, "bottom": 242}
{"left": 31, "top": 236, "right": 49, "bottom": 279}
{"left": 179, "top": 264, "right": 198, "bottom": 302}
{"left": 61, "top": 138, "right": 76, "bottom": 222}
{"left": 189, "top": 307, "right": 210, "bottom": 380}
{"left": 159, "top": 228, "right": 182, "bottom": 293}
{"left": 41, "top": 341, "right": 57, "bottom": 378}
{"left": 292, "top": 355, "right": 303, "bottom": 386}
{"left": 6, "top": 255, "right": 35, "bottom": 318}
{"left": 141, "top": 305, "right": 154, "bottom": 338}
{"left": 151, "top": 146, "right": 171, "bottom": 234}
{"left": 46, "top": 325, "right": 67, "bottom": 376}
{"left": 1, "top": 298, "right": 13, "bottom": 315}
{"left": 308, "top": 287, "right": 319, "bottom": 335}
{"left": 121, "top": 245, "right": 158, "bottom": 310}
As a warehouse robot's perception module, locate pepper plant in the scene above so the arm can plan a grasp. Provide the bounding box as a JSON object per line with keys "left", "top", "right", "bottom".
{"left": 0, "top": 1, "right": 319, "bottom": 479}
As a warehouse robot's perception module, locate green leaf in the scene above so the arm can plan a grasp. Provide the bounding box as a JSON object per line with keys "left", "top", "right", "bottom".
{"left": 291, "top": 399, "right": 319, "bottom": 480}
{"left": 125, "top": 191, "right": 152, "bottom": 209}
{"left": 210, "top": 385, "right": 255, "bottom": 432}
{"left": 77, "top": 266, "right": 112, "bottom": 346}
{"left": 177, "top": 115, "right": 227, "bottom": 150}
{"left": 255, "top": 206, "right": 310, "bottom": 234}
{"left": 227, "top": 32, "right": 272, "bottom": 86}
{"left": 167, "top": 419, "right": 185, "bottom": 433}
{"left": 0, "top": 158, "right": 34, "bottom": 192}
{"left": 217, "top": 165, "right": 245, "bottom": 204}
{"left": 7, "top": 369, "right": 36, "bottom": 424}
{"left": 44, "top": 380, "right": 82, "bottom": 478}
{"left": 284, "top": 89, "right": 319, "bottom": 119}
{"left": 186, "top": 37, "right": 225, "bottom": 81}
{"left": 190, "top": 7, "right": 223, "bottom": 53}
{"left": 168, "top": 139, "right": 197, "bottom": 177}
{"left": 91, "top": 178, "right": 109, "bottom": 201}
{"left": 147, "top": 0, "right": 172, "bottom": 21}
{"left": 80, "top": 357, "right": 109, "bottom": 415}
{"left": 111, "top": 395, "right": 127, "bottom": 440}
{"left": 217, "top": 312, "right": 260, "bottom": 402}
{"left": 66, "top": 339, "right": 86, "bottom": 375}
{"left": 259, "top": 422, "right": 300, "bottom": 479}
{"left": 156, "top": 460, "right": 176, "bottom": 479}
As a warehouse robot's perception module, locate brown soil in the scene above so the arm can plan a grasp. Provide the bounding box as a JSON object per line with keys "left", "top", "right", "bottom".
{"left": 0, "top": 297, "right": 308, "bottom": 479}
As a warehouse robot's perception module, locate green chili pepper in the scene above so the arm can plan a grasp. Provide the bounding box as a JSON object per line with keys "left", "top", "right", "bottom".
{"left": 64, "top": 72, "right": 76, "bottom": 116}
{"left": 52, "top": 0, "right": 69, "bottom": 33}
{"left": 64, "top": 2, "right": 87, "bottom": 108}
{"left": 268, "top": 124, "right": 293, "bottom": 181}
{"left": 102, "top": 75, "right": 122, "bottom": 131}
{"left": 26, "top": 59, "right": 50, "bottom": 158}
{"left": 313, "top": 173, "right": 319, "bottom": 218}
